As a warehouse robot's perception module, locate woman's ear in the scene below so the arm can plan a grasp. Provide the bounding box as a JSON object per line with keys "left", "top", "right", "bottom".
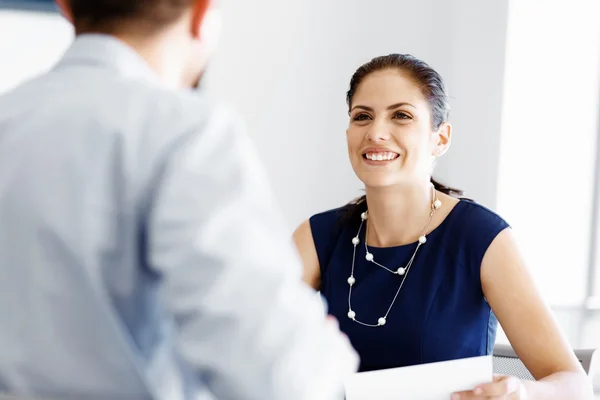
{"left": 433, "top": 122, "right": 452, "bottom": 157}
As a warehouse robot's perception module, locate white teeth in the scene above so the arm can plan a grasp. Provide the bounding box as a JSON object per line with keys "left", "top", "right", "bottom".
{"left": 365, "top": 152, "right": 398, "bottom": 161}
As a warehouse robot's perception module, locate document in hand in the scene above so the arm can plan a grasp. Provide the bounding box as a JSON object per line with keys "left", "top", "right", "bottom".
{"left": 345, "top": 355, "right": 493, "bottom": 400}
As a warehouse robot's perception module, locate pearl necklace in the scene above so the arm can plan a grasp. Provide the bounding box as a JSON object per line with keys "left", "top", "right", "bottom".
{"left": 346, "top": 185, "right": 442, "bottom": 327}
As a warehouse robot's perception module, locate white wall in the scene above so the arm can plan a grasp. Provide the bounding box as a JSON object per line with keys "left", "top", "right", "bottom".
{"left": 497, "top": 0, "right": 600, "bottom": 306}
{"left": 7, "top": 2, "right": 595, "bottom": 308}
{"left": 1, "top": 3, "right": 511, "bottom": 231}
{"left": 431, "top": 0, "right": 509, "bottom": 210}
{"left": 0, "top": 10, "right": 73, "bottom": 93}
{"left": 208, "top": 0, "right": 600, "bottom": 308}
{"left": 206, "top": 0, "right": 510, "bottom": 230}
{"left": 4, "top": 1, "right": 600, "bottom": 308}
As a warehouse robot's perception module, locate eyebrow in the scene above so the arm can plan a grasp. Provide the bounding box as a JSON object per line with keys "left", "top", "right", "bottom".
{"left": 350, "top": 102, "right": 416, "bottom": 112}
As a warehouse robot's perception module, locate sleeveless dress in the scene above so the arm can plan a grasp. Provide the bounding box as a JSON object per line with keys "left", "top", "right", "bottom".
{"left": 309, "top": 199, "right": 510, "bottom": 372}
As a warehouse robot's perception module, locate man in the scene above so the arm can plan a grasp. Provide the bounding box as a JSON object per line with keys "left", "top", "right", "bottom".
{"left": 0, "top": 1, "right": 358, "bottom": 399}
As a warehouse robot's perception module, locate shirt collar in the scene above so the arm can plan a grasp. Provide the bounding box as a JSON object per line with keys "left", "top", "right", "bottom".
{"left": 55, "top": 34, "right": 160, "bottom": 84}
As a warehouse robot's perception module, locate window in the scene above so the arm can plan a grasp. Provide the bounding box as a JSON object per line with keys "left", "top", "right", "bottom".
{"left": 588, "top": 96, "right": 600, "bottom": 308}
{"left": 497, "top": 0, "right": 600, "bottom": 307}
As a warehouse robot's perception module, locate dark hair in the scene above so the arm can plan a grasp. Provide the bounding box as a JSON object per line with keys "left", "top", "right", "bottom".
{"left": 343, "top": 54, "right": 465, "bottom": 222}
{"left": 69, "top": 0, "right": 194, "bottom": 32}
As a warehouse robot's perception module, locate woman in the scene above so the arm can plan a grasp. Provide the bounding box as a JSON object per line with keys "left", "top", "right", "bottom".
{"left": 293, "top": 54, "right": 593, "bottom": 399}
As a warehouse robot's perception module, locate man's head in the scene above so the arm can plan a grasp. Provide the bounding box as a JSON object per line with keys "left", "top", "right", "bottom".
{"left": 55, "top": 0, "right": 221, "bottom": 88}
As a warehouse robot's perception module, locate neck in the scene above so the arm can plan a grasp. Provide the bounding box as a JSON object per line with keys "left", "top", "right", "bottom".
{"left": 365, "top": 182, "right": 434, "bottom": 247}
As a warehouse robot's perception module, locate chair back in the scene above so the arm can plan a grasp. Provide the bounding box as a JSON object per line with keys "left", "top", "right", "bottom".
{"left": 493, "top": 343, "right": 599, "bottom": 380}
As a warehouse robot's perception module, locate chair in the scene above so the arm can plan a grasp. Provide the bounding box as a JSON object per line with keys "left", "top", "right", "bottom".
{"left": 493, "top": 343, "right": 599, "bottom": 380}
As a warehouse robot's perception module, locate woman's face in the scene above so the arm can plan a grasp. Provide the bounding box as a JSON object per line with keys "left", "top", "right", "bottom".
{"left": 346, "top": 69, "right": 451, "bottom": 189}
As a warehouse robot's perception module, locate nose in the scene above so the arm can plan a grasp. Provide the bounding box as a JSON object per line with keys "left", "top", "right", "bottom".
{"left": 366, "top": 118, "right": 391, "bottom": 142}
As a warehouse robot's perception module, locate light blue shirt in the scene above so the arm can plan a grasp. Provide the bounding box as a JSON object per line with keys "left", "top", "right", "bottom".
{"left": 0, "top": 35, "right": 357, "bottom": 400}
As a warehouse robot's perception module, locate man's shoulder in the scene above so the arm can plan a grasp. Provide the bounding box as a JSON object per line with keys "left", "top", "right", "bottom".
{"left": 115, "top": 82, "right": 229, "bottom": 132}
{"left": 0, "top": 72, "right": 245, "bottom": 171}
{"left": 1, "top": 69, "right": 236, "bottom": 138}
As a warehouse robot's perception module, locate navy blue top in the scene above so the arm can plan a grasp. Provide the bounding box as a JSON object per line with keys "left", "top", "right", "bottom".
{"left": 310, "top": 199, "right": 510, "bottom": 372}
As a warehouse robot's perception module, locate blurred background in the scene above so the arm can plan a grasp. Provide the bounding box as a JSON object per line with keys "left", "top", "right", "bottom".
{"left": 1, "top": 0, "right": 600, "bottom": 391}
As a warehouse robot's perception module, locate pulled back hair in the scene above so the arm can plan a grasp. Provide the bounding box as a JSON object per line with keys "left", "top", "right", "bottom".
{"left": 343, "top": 54, "right": 464, "bottom": 222}
{"left": 68, "top": 0, "right": 195, "bottom": 32}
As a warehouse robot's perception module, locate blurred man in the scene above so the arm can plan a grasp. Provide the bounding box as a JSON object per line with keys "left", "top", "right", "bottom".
{"left": 0, "top": 1, "right": 358, "bottom": 399}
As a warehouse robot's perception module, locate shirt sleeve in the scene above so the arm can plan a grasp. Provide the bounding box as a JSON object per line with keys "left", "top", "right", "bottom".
{"left": 147, "top": 105, "right": 358, "bottom": 400}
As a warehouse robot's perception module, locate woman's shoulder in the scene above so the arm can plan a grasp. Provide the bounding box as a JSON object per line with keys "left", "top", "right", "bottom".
{"left": 306, "top": 206, "right": 354, "bottom": 270}
{"left": 452, "top": 199, "right": 510, "bottom": 230}
{"left": 308, "top": 206, "right": 351, "bottom": 245}
{"left": 442, "top": 199, "right": 511, "bottom": 267}
{"left": 309, "top": 206, "right": 346, "bottom": 227}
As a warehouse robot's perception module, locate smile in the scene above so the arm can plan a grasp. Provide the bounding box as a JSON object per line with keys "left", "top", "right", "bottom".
{"left": 362, "top": 151, "right": 399, "bottom": 162}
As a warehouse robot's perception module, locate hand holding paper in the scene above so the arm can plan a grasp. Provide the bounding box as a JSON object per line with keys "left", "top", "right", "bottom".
{"left": 451, "top": 374, "right": 525, "bottom": 399}
{"left": 345, "top": 355, "right": 494, "bottom": 400}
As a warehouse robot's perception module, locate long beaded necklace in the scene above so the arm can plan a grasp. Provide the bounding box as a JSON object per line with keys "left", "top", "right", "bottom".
{"left": 346, "top": 185, "right": 442, "bottom": 327}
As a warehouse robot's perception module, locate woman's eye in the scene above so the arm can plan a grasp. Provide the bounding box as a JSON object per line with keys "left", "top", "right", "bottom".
{"left": 393, "top": 111, "right": 411, "bottom": 120}
{"left": 353, "top": 114, "right": 371, "bottom": 121}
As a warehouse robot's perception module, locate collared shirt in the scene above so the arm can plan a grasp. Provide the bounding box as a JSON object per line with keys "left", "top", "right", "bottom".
{"left": 0, "top": 34, "right": 356, "bottom": 400}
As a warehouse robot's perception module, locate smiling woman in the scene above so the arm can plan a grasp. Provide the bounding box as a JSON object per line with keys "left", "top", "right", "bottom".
{"left": 344, "top": 55, "right": 463, "bottom": 215}
{"left": 292, "top": 54, "right": 594, "bottom": 399}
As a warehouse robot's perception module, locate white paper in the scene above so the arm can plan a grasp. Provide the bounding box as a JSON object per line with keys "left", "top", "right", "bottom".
{"left": 345, "top": 355, "right": 493, "bottom": 400}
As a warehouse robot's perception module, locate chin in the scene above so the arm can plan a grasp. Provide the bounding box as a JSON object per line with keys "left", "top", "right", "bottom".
{"left": 359, "top": 176, "right": 400, "bottom": 189}
{"left": 354, "top": 168, "right": 396, "bottom": 185}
